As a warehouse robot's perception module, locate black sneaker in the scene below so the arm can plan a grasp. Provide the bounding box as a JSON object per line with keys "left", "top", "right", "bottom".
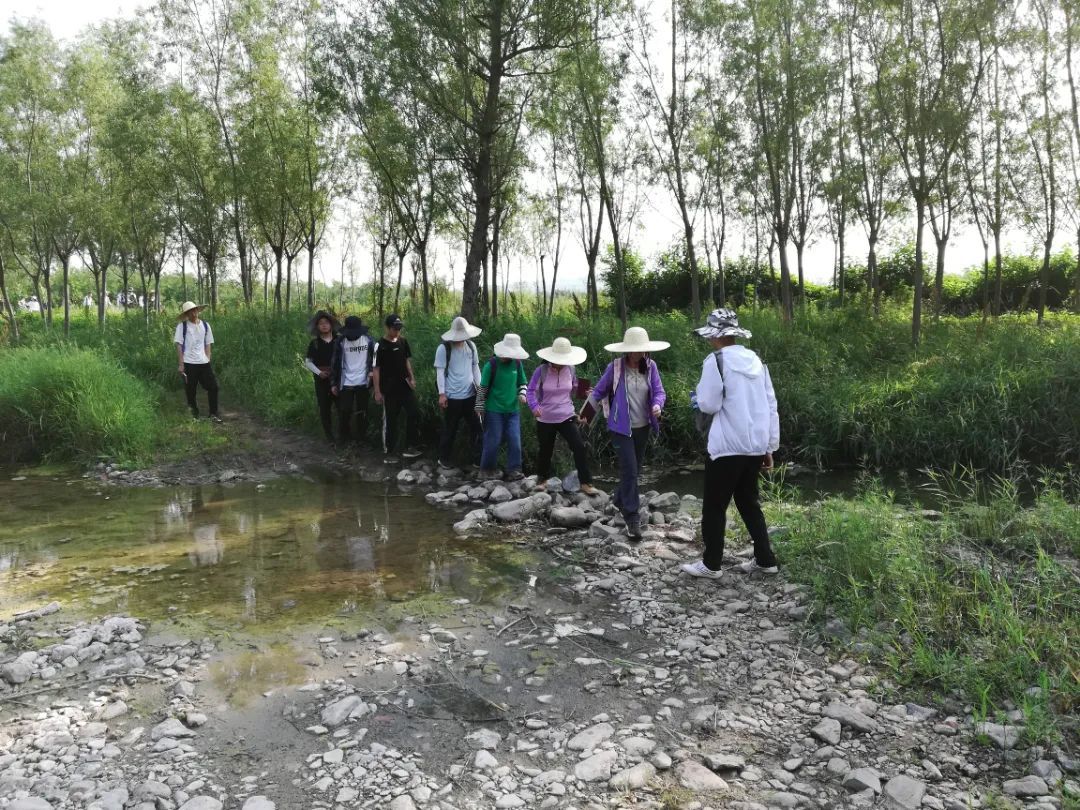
{"left": 506, "top": 470, "right": 525, "bottom": 482}
{"left": 438, "top": 460, "right": 456, "bottom": 471}
{"left": 210, "top": 415, "right": 224, "bottom": 424}
{"left": 625, "top": 517, "right": 642, "bottom": 541}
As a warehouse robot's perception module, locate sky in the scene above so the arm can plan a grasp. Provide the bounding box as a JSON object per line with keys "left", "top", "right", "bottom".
{"left": 2, "top": 0, "right": 1048, "bottom": 294}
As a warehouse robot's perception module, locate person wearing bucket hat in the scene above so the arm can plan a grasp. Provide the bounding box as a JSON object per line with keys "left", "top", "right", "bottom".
{"left": 303, "top": 310, "right": 342, "bottom": 442}
{"left": 329, "top": 315, "right": 375, "bottom": 446}
{"left": 476, "top": 333, "right": 529, "bottom": 480}
{"left": 586, "top": 327, "right": 669, "bottom": 540}
{"left": 434, "top": 316, "right": 484, "bottom": 469}
{"left": 681, "top": 308, "right": 780, "bottom": 580}
{"left": 526, "top": 337, "right": 598, "bottom": 495}
{"left": 372, "top": 314, "right": 422, "bottom": 462}
{"left": 173, "top": 301, "right": 221, "bottom": 422}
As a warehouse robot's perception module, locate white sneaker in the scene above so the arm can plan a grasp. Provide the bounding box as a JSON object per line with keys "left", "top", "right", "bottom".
{"left": 680, "top": 560, "right": 724, "bottom": 579}
{"left": 738, "top": 559, "right": 779, "bottom": 575}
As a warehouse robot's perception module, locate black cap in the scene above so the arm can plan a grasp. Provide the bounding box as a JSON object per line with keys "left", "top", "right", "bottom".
{"left": 342, "top": 315, "right": 366, "bottom": 340}
{"left": 385, "top": 313, "right": 403, "bottom": 328}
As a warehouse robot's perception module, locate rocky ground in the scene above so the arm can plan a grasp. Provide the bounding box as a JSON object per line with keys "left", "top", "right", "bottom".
{"left": 4, "top": 455, "right": 1077, "bottom": 809}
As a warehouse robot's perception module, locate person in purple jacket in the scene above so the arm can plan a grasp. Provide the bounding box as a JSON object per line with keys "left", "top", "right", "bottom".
{"left": 527, "top": 337, "right": 598, "bottom": 495}
{"left": 587, "top": 327, "right": 669, "bottom": 540}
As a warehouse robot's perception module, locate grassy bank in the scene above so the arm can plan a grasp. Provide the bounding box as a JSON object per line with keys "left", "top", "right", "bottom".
{"left": 5, "top": 305, "right": 1078, "bottom": 471}
{"left": 770, "top": 473, "right": 1079, "bottom": 744}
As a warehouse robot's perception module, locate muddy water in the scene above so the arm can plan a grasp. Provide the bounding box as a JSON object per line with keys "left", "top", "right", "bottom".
{"left": 0, "top": 470, "right": 536, "bottom": 630}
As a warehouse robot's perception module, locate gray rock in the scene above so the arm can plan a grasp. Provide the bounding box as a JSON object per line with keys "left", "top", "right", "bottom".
{"left": 320, "top": 695, "right": 366, "bottom": 728}
{"left": 704, "top": 753, "right": 746, "bottom": 772}
{"left": 811, "top": 717, "right": 842, "bottom": 745}
{"left": 622, "top": 737, "right": 656, "bottom": 757}
{"left": 562, "top": 470, "right": 581, "bottom": 492}
{"left": 676, "top": 760, "right": 728, "bottom": 791}
{"left": 568, "top": 722, "right": 614, "bottom": 751}
{"left": 466, "top": 728, "right": 502, "bottom": 750}
{"left": 453, "top": 508, "right": 490, "bottom": 535}
{"left": 575, "top": 750, "right": 618, "bottom": 782}
{"left": 975, "top": 721, "right": 1021, "bottom": 750}
{"left": 177, "top": 799, "right": 223, "bottom": 810}
{"left": 648, "top": 492, "right": 680, "bottom": 511}
{"left": 8, "top": 800, "right": 53, "bottom": 810}
{"left": 474, "top": 750, "right": 499, "bottom": 770}
{"left": 650, "top": 751, "right": 673, "bottom": 770}
{"left": 609, "top": 762, "right": 656, "bottom": 789}
{"left": 241, "top": 799, "right": 276, "bottom": 810}
{"left": 1032, "top": 760, "right": 1062, "bottom": 784}
{"left": 1002, "top": 776, "right": 1048, "bottom": 797}
{"left": 150, "top": 717, "right": 196, "bottom": 740}
{"left": 843, "top": 768, "right": 882, "bottom": 793}
{"left": 489, "top": 492, "right": 552, "bottom": 522}
{"left": 550, "top": 506, "right": 591, "bottom": 528}
{"left": 495, "top": 795, "right": 525, "bottom": 809}
{"left": 1, "top": 660, "right": 33, "bottom": 685}
{"left": 883, "top": 775, "right": 926, "bottom": 809}
{"left": 388, "top": 797, "right": 417, "bottom": 810}
{"left": 489, "top": 485, "right": 513, "bottom": 503}
{"left": 823, "top": 701, "right": 877, "bottom": 733}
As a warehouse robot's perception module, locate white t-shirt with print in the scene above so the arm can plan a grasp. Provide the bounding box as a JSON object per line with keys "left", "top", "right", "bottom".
{"left": 174, "top": 319, "right": 214, "bottom": 365}
{"left": 340, "top": 336, "right": 372, "bottom": 387}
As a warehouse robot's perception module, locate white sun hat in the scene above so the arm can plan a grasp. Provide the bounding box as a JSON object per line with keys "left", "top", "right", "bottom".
{"left": 493, "top": 333, "right": 530, "bottom": 360}
{"left": 694, "top": 307, "right": 752, "bottom": 340}
{"left": 603, "top": 326, "right": 671, "bottom": 354}
{"left": 536, "top": 336, "right": 588, "bottom": 366}
{"left": 177, "top": 301, "right": 206, "bottom": 321}
{"left": 442, "top": 315, "right": 483, "bottom": 342}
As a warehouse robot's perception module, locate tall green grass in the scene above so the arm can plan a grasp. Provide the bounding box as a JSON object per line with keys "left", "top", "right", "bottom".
{"left": 0, "top": 347, "right": 157, "bottom": 464}
{"left": 5, "top": 305, "right": 1080, "bottom": 470}
{"left": 773, "top": 476, "right": 1079, "bottom": 743}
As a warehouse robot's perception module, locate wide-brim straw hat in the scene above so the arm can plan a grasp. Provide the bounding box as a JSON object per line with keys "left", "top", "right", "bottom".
{"left": 536, "top": 336, "right": 587, "bottom": 366}
{"left": 694, "top": 307, "right": 752, "bottom": 340}
{"left": 307, "top": 309, "right": 342, "bottom": 336}
{"left": 494, "top": 333, "right": 530, "bottom": 360}
{"left": 177, "top": 301, "right": 206, "bottom": 321}
{"left": 442, "top": 316, "right": 482, "bottom": 342}
{"left": 603, "top": 326, "right": 670, "bottom": 354}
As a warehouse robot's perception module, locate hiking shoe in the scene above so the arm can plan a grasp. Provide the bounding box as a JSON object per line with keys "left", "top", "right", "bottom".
{"left": 680, "top": 560, "right": 724, "bottom": 579}
{"left": 402, "top": 447, "right": 423, "bottom": 459}
{"left": 210, "top": 415, "right": 223, "bottom": 424}
{"left": 438, "top": 460, "right": 456, "bottom": 471}
{"left": 506, "top": 470, "right": 525, "bottom": 482}
{"left": 383, "top": 455, "right": 400, "bottom": 465}
{"left": 579, "top": 483, "right": 598, "bottom": 496}
{"left": 738, "top": 559, "right": 779, "bottom": 575}
{"left": 625, "top": 517, "right": 642, "bottom": 541}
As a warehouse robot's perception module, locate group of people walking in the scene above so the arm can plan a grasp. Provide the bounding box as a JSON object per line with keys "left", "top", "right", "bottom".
{"left": 173, "top": 299, "right": 782, "bottom": 579}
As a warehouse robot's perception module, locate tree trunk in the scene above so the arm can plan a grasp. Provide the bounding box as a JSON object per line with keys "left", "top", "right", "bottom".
{"left": 913, "top": 198, "right": 925, "bottom": 346}
{"left": 600, "top": 175, "right": 628, "bottom": 331}
{"left": 394, "top": 250, "right": 406, "bottom": 312}
{"left": 777, "top": 236, "right": 793, "bottom": 323}
{"left": 869, "top": 232, "right": 881, "bottom": 315}
{"left": 1074, "top": 228, "right": 1080, "bottom": 313}
{"left": 490, "top": 213, "right": 501, "bottom": 321}
{"left": 0, "top": 253, "right": 17, "bottom": 341}
{"left": 273, "top": 248, "right": 284, "bottom": 313}
{"left": 307, "top": 244, "right": 316, "bottom": 310}
{"left": 838, "top": 199, "right": 846, "bottom": 306}
{"left": 586, "top": 201, "right": 603, "bottom": 315}
{"left": 286, "top": 254, "right": 294, "bottom": 312}
{"left": 933, "top": 234, "right": 947, "bottom": 316}
{"left": 60, "top": 254, "right": 71, "bottom": 337}
{"left": 1038, "top": 237, "right": 1051, "bottom": 325}
{"left": 378, "top": 240, "right": 388, "bottom": 318}
{"left": 794, "top": 240, "right": 805, "bottom": 313}
{"left": 993, "top": 228, "right": 1003, "bottom": 315}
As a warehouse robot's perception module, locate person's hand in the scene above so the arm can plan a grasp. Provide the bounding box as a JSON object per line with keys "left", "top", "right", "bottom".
{"left": 178, "top": 364, "right": 185, "bottom": 376}
{"left": 407, "top": 377, "right": 417, "bottom": 390}
{"left": 652, "top": 404, "right": 662, "bottom": 418}
{"left": 577, "top": 415, "right": 587, "bottom": 427}
{"left": 319, "top": 369, "right": 330, "bottom": 379}
{"left": 519, "top": 394, "right": 527, "bottom": 405}
{"left": 331, "top": 386, "right": 339, "bottom": 397}
{"left": 374, "top": 390, "right": 383, "bottom": 404}
{"left": 439, "top": 394, "right": 448, "bottom": 410}
{"left": 532, "top": 407, "right": 542, "bottom": 418}
{"left": 762, "top": 452, "right": 774, "bottom": 471}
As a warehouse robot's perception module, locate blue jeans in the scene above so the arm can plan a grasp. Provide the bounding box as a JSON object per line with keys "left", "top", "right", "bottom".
{"left": 480, "top": 411, "right": 522, "bottom": 473}
{"left": 611, "top": 427, "right": 651, "bottom": 520}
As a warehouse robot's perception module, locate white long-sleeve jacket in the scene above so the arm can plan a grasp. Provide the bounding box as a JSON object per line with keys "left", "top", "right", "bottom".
{"left": 696, "top": 345, "right": 779, "bottom": 459}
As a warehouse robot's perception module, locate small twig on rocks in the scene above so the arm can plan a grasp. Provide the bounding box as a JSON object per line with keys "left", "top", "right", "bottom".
{"left": 440, "top": 665, "right": 508, "bottom": 715}
{"left": 495, "top": 616, "right": 529, "bottom": 638}
{"left": 0, "top": 672, "right": 165, "bottom": 704}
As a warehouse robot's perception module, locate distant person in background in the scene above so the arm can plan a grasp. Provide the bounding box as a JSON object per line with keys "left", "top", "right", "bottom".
{"left": 303, "top": 310, "right": 341, "bottom": 443}
{"left": 587, "top": 327, "right": 669, "bottom": 540}
{"left": 372, "top": 313, "right": 422, "bottom": 463}
{"left": 681, "top": 308, "right": 780, "bottom": 580}
{"left": 330, "top": 315, "right": 374, "bottom": 446}
{"left": 174, "top": 301, "right": 221, "bottom": 423}
{"left": 434, "top": 315, "right": 484, "bottom": 470}
{"left": 527, "top": 337, "right": 597, "bottom": 495}
{"left": 82, "top": 293, "right": 94, "bottom": 309}
{"left": 477, "top": 333, "right": 530, "bottom": 481}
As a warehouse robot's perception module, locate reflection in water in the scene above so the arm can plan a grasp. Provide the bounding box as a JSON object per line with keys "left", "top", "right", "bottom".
{"left": 0, "top": 472, "right": 533, "bottom": 627}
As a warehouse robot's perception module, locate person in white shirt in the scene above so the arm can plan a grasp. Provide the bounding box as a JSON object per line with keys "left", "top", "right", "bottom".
{"left": 434, "top": 316, "right": 484, "bottom": 469}
{"left": 681, "top": 308, "right": 779, "bottom": 580}
{"left": 173, "top": 301, "right": 221, "bottom": 422}
{"left": 330, "top": 315, "right": 374, "bottom": 445}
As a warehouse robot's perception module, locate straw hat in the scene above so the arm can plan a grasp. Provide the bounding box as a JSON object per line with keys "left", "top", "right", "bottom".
{"left": 603, "top": 327, "right": 670, "bottom": 354}
{"left": 442, "top": 315, "right": 482, "bottom": 342}
{"left": 536, "top": 336, "right": 587, "bottom": 367}
{"left": 694, "top": 307, "right": 752, "bottom": 340}
{"left": 494, "top": 333, "right": 530, "bottom": 360}
{"left": 177, "top": 301, "right": 206, "bottom": 321}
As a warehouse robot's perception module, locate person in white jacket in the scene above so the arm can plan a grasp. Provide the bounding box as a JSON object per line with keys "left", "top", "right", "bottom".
{"left": 681, "top": 308, "right": 780, "bottom": 580}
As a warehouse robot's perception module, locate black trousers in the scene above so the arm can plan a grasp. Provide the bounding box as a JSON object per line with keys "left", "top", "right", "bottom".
{"left": 184, "top": 362, "right": 219, "bottom": 417}
{"left": 701, "top": 454, "right": 777, "bottom": 571}
{"left": 382, "top": 387, "right": 419, "bottom": 454}
{"left": 313, "top": 376, "right": 334, "bottom": 440}
{"left": 439, "top": 395, "right": 482, "bottom": 466}
{"left": 338, "top": 385, "right": 370, "bottom": 443}
{"left": 536, "top": 419, "right": 593, "bottom": 484}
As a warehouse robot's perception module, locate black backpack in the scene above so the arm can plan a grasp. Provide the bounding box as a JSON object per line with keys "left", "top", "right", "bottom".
{"left": 694, "top": 350, "right": 724, "bottom": 439}
{"left": 181, "top": 320, "right": 209, "bottom": 353}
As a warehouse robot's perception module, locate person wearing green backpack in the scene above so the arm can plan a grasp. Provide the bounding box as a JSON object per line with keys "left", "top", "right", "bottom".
{"left": 681, "top": 308, "right": 780, "bottom": 580}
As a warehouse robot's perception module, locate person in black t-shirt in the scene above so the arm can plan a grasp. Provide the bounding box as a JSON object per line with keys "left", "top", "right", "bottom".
{"left": 372, "top": 313, "right": 421, "bottom": 462}
{"left": 303, "top": 310, "right": 341, "bottom": 442}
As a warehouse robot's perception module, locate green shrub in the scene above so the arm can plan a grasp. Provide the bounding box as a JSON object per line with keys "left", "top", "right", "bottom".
{"left": 0, "top": 347, "right": 157, "bottom": 463}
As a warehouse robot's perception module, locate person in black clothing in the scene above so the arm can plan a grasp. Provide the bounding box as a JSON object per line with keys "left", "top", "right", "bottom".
{"left": 331, "top": 315, "right": 375, "bottom": 445}
{"left": 303, "top": 310, "right": 340, "bottom": 442}
{"left": 372, "top": 313, "right": 421, "bottom": 462}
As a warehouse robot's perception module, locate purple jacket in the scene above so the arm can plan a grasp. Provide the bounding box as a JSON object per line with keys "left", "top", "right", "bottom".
{"left": 590, "top": 357, "right": 666, "bottom": 437}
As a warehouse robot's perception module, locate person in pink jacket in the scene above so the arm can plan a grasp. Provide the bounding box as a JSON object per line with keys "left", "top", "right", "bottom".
{"left": 526, "top": 338, "right": 598, "bottom": 495}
